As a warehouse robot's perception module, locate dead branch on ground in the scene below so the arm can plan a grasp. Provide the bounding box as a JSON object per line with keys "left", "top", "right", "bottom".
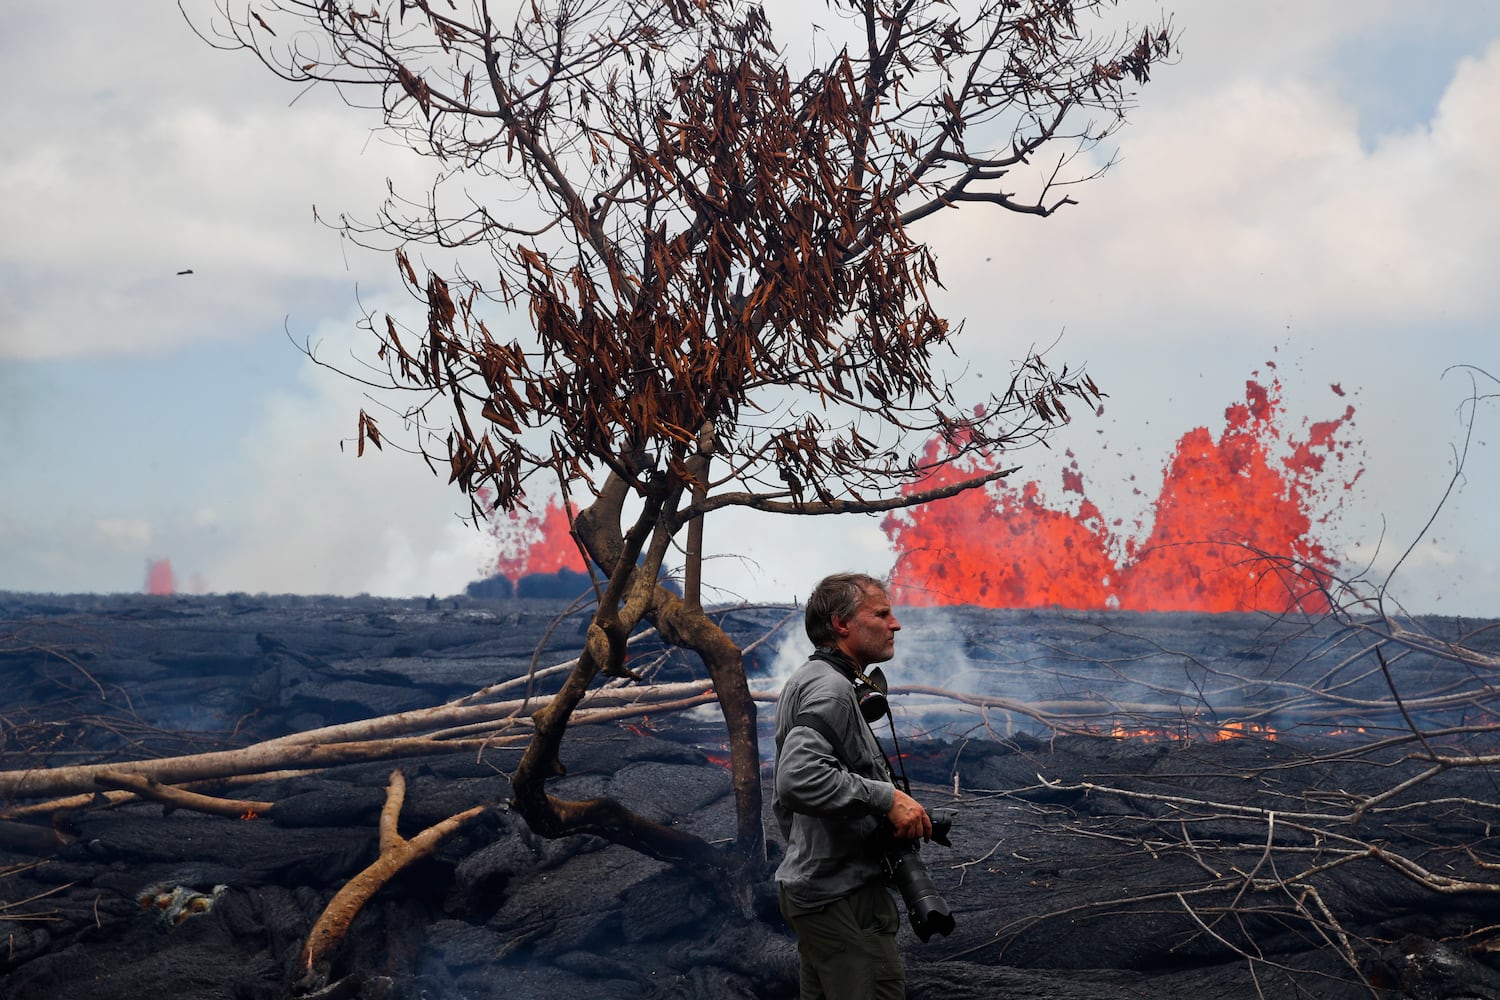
{"left": 296, "top": 769, "right": 488, "bottom": 992}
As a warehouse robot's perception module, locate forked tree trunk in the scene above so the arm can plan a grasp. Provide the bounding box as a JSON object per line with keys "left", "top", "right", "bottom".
{"left": 507, "top": 472, "right": 767, "bottom": 892}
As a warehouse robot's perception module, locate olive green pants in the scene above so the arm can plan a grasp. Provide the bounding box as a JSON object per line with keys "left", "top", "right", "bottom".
{"left": 779, "top": 881, "right": 905, "bottom": 1000}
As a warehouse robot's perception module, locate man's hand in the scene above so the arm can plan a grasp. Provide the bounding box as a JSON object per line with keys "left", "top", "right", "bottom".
{"left": 886, "top": 788, "right": 932, "bottom": 842}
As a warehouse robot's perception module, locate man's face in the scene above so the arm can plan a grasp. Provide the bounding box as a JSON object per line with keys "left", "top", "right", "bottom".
{"left": 833, "top": 586, "right": 901, "bottom": 669}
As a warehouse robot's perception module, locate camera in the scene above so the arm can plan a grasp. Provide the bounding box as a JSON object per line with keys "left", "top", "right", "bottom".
{"left": 880, "top": 809, "right": 956, "bottom": 941}
{"left": 853, "top": 677, "right": 889, "bottom": 723}
{"left": 852, "top": 665, "right": 891, "bottom": 724}
{"left": 852, "top": 665, "right": 955, "bottom": 941}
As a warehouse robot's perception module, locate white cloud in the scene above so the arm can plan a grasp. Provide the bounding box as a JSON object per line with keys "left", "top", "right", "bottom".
{"left": 0, "top": 6, "right": 422, "bottom": 362}
{"left": 183, "top": 308, "right": 495, "bottom": 596}
{"left": 928, "top": 37, "right": 1500, "bottom": 351}
{"left": 1163, "top": 0, "right": 1404, "bottom": 81}
{"left": 91, "top": 518, "right": 153, "bottom": 550}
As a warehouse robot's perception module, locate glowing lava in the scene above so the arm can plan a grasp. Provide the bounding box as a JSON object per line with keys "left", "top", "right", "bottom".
{"left": 484, "top": 495, "right": 587, "bottom": 586}
{"left": 1103, "top": 721, "right": 1278, "bottom": 742}
{"left": 885, "top": 373, "right": 1361, "bottom": 613}
{"left": 144, "top": 558, "right": 176, "bottom": 596}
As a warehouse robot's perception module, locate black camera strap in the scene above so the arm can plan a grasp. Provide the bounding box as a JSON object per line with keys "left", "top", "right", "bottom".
{"left": 787, "top": 650, "right": 907, "bottom": 794}
{"left": 787, "top": 711, "right": 849, "bottom": 767}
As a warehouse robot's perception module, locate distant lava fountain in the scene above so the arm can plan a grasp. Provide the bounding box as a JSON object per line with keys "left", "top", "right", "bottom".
{"left": 884, "top": 370, "right": 1362, "bottom": 613}
{"left": 484, "top": 495, "right": 587, "bottom": 588}
{"left": 143, "top": 558, "right": 176, "bottom": 596}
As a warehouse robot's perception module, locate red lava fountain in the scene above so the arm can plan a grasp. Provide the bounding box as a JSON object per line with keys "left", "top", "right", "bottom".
{"left": 484, "top": 496, "right": 586, "bottom": 586}
{"left": 884, "top": 373, "right": 1361, "bottom": 613}
{"left": 144, "top": 558, "right": 176, "bottom": 596}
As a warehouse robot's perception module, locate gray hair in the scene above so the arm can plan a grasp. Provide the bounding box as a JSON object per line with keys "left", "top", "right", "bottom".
{"left": 804, "top": 572, "right": 887, "bottom": 647}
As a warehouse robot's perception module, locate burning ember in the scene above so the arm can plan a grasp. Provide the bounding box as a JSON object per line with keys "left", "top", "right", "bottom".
{"left": 1101, "top": 720, "right": 1278, "bottom": 742}
{"left": 622, "top": 717, "right": 660, "bottom": 738}
{"left": 884, "top": 370, "right": 1361, "bottom": 613}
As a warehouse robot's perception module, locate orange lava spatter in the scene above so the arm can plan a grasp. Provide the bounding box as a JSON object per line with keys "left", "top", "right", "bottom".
{"left": 485, "top": 495, "right": 587, "bottom": 585}
{"left": 885, "top": 376, "right": 1360, "bottom": 613}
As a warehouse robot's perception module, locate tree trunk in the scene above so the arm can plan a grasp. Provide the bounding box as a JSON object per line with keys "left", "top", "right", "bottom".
{"left": 507, "top": 471, "right": 767, "bottom": 888}
{"left": 654, "top": 588, "right": 766, "bottom": 874}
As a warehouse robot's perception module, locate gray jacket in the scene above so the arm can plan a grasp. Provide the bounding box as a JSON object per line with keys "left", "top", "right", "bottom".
{"left": 772, "top": 650, "right": 898, "bottom": 907}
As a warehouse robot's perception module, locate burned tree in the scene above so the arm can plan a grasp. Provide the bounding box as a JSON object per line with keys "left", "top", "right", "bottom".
{"left": 183, "top": 0, "right": 1173, "bottom": 883}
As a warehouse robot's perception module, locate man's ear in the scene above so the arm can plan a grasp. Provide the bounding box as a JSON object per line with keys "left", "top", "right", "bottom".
{"left": 829, "top": 614, "right": 851, "bottom": 638}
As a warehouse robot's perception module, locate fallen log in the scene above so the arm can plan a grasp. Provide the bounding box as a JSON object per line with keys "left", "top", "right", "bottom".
{"left": 93, "top": 769, "right": 276, "bottom": 820}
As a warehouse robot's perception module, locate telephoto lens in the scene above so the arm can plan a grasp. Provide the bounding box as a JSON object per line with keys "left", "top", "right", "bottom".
{"left": 885, "top": 846, "right": 954, "bottom": 940}
{"left": 882, "top": 810, "right": 956, "bottom": 941}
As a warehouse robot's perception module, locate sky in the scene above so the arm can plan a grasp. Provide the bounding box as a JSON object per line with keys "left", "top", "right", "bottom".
{"left": 2, "top": 1, "right": 1498, "bottom": 616}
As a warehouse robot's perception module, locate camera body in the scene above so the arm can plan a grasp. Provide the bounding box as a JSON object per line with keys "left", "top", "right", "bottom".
{"left": 853, "top": 677, "right": 889, "bottom": 723}
{"left": 878, "top": 809, "right": 956, "bottom": 941}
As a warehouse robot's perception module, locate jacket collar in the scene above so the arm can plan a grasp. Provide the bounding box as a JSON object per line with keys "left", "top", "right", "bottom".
{"left": 810, "top": 645, "right": 860, "bottom": 681}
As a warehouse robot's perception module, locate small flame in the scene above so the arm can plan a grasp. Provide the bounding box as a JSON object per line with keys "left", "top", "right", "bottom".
{"left": 1210, "top": 721, "right": 1277, "bottom": 742}
{"left": 1103, "top": 721, "right": 1277, "bottom": 742}
{"left": 240, "top": 809, "right": 259, "bottom": 821}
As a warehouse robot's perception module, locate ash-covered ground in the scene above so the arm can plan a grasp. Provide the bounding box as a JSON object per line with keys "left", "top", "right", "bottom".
{"left": 3, "top": 593, "right": 1500, "bottom": 999}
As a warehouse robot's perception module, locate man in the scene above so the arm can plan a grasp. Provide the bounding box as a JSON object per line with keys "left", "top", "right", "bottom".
{"left": 773, "top": 573, "right": 933, "bottom": 999}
